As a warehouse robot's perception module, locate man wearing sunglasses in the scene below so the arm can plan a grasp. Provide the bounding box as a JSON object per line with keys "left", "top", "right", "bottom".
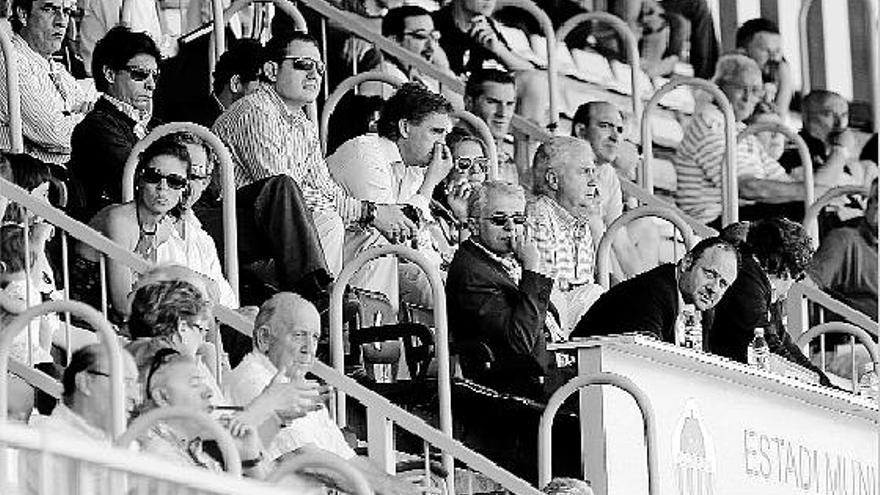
{"left": 70, "top": 26, "right": 162, "bottom": 221}
{"left": 446, "top": 181, "right": 563, "bottom": 401}
{"left": 0, "top": 0, "right": 98, "bottom": 165}
{"left": 214, "top": 31, "right": 417, "bottom": 277}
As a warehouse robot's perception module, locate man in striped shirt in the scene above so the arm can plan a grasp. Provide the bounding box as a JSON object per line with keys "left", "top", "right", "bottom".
{"left": 0, "top": 0, "right": 97, "bottom": 165}
{"left": 212, "top": 31, "right": 416, "bottom": 275}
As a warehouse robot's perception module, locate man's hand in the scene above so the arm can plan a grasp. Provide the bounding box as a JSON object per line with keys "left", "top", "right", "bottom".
{"left": 511, "top": 227, "right": 541, "bottom": 274}
{"left": 222, "top": 415, "right": 263, "bottom": 461}
{"left": 372, "top": 204, "right": 418, "bottom": 243}
{"left": 240, "top": 365, "right": 327, "bottom": 426}
{"left": 445, "top": 180, "right": 473, "bottom": 222}
{"left": 420, "top": 142, "right": 455, "bottom": 194}
{"left": 467, "top": 16, "right": 507, "bottom": 56}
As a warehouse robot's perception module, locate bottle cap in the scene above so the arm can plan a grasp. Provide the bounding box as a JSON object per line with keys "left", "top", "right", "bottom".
{"left": 754, "top": 327, "right": 764, "bottom": 336}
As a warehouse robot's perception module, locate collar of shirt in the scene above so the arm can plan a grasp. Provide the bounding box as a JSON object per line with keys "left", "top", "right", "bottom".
{"left": 537, "top": 195, "right": 590, "bottom": 235}
{"left": 242, "top": 350, "right": 284, "bottom": 381}
{"left": 48, "top": 403, "right": 110, "bottom": 442}
{"left": 260, "top": 85, "right": 309, "bottom": 127}
{"left": 103, "top": 94, "right": 152, "bottom": 138}
{"left": 149, "top": 422, "right": 221, "bottom": 470}
{"left": 471, "top": 238, "right": 522, "bottom": 283}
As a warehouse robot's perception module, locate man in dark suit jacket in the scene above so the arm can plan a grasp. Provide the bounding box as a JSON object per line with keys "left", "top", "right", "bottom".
{"left": 571, "top": 237, "right": 739, "bottom": 343}
{"left": 446, "top": 181, "right": 557, "bottom": 399}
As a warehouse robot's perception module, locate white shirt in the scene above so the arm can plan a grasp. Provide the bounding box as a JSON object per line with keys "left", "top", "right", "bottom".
{"left": 224, "top": 352, "right": 356, "bottom": 462}
{"left": 79, "top": 0, "right": 174, "bottom": 74}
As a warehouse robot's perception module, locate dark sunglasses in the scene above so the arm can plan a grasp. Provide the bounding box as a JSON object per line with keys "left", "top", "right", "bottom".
{"left": 282, "top": 56, "right": 325, "bottom": 76}
{"left": 485, "top": 213, "right": 527, "bottom": 226}
{"left": 123, "top": 66, "right": 160, "bottom": 82}
{"left": 455, "top": 157, "right": 489, "bottom": 172}
{"left": 140, "top": 168, "right": 188, "bottom": 190}
{"left": 145, "top": 348, "right": 181, "bottom": 398}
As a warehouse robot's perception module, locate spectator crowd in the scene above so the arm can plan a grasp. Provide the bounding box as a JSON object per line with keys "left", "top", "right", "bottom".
{"left": 0, "top": 0, "right": 876, "bottom": 489}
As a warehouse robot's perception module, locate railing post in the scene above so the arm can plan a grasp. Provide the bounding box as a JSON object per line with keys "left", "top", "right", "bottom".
{"left": 799, "top": 0, "right": 815, "bottom": 97}
{"left": 366, "top": 407, "right": 396, "bottom": 474}
{"left": 0, "top": 23, "right": 23, "bottom": 153}
{"left": 641, "top": 77, "right": 737, "bottom": 225}
{"left": 556, "top": 11, "right": 643, "bottom": 131}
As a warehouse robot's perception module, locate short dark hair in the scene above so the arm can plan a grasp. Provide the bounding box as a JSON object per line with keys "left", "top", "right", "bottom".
{"left": 446, "top": 126, "right": 487, "bottom": 155}
{"left": 735, "top": 18, "right": 780, "bottom": 48}
{"left": 213, "top": 38, "right": 265, "bottom": 95}
{"left": 92, "top": 26, "right": 161, "bottom": 94}
{"left": 128, "top": 279, "right": 209, "bottom": 340}
{"left": 10, "top": 0, "right": 35, "bottom": 33}
{"left": 264, "top": 31, "right": 319, "bottom": 63}
{"left": 382, "top": 6, "right": 432, "bottom": 37}
{"left": 803, "top": 90, "right": 847, "bottom": 112}
{"left": 745, "top": 217, "right": 814, "bottom": 279}
{"left": 376, "top": 82, "right": 453, "bottom": 140}
{"left": 465, "top": 68, "right": 516, "bottom": 100}
{"left": 570, "top": 101, "right": 623, "bottom": 136}
{"left": 62, "top": 344, "right": 103, "bottom": 403}
{"left": 686, "top": 236, "right": 740, "bottom": 271}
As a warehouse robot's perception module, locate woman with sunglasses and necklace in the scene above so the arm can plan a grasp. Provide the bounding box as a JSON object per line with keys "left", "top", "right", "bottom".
{"left": 72, "top": 136, "right": 194, "bottom": 325}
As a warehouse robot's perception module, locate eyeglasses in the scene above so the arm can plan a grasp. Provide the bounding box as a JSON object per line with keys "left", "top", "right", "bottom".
{"left": 140, "top": 168, "right": 188, "bottom": 190}
{"left": 402, "top": 30, "right": 441, "bottom": 41}
{"left": 188, "top": 173, "right": 209, "bottom": 182}
{"left": 123, "top": 66, "right": 160, "bottom": 82}
{"left": 38, "top": 3, "right": 75, "bottom": 18}
{"left": 86, "top": 369, "right": 138, "bottom": 389}
{"left": 455, "top": 156, "right": 489, "bottom": 172}
{"left": 281, "top": 57, "right": 325, "bottom": 76}
{"left": 484, "top": 213, "right": 527, "bottom": 226}
{"left": 145, "top": 348, "right": 181, "bottom": 398}
{"left": 724, "top": 82, "right": 765, "bottom": 98}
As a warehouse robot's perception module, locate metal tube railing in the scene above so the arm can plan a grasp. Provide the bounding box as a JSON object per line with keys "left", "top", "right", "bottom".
{"left": 796, "top": 321, "right": 879, "bottom": 392}
{"left": 738, "top": 120, "right": 815, "bottom": 225}
{"left": 494, "top": 0, "right": 559, "bottom": 132}
{"left": 0, "top": 22, "right": 23, "bottom": 153}
{"left": 641, "top": 77, "right": 738, "bottom": 225}
{"left": 595, "top": 206, "right": 698, "bottom": 289}
{"left": 211, "top": 0, "right": 226, "bottom": 65}
{"left": 866, "top": 0, "right": 880, "bottom": 132}
{"left": 537, "top": 372, "right": 658, "bottom": 493}
{"left": 798, "top": 0, "right": 815, "bottom": 97}
{"left": 117, "top": 406, "right": 243, "bottom": 477}
{"left": 0, "top": 300, "right": 126, "bottom": 437}
{"left": 268, "top": 450, "right": 373, "bottom": 495}
{"left": 319, "top": 71, "right": 406, "bottom": 154}
{"left": 786, "top": 281, "right": 878, "bottom": 338}
{"left": 223, "top": 0, "right": 307, "bottom": 32}
{"left": 556, "top": 11, "right": 643, "bottom": 130}
{"left": 121, "top": 122, "right": 240, "bottom": 299}
{"left": 329, "top": 245, "right": 453, "bottom": 493}
{"left": 802, "top": 185, "right": 869, "bottom": 248}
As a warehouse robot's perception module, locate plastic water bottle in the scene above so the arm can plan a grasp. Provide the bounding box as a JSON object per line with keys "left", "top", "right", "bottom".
{"left": 680, "top": 305, "right": 702, "bottom": 350}
{"left": 857, "top": 363, "right": 880, "bottom": 401}
{"left": 747, "top": 327, "right": 769, "bottom": 371}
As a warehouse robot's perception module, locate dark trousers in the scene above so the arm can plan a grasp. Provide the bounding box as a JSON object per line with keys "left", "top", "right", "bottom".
{"left": 196, "top": 175, "right": 332, "bottom": 305}
{"left": 662, "top": 0, "right": 720, "bottom": 79}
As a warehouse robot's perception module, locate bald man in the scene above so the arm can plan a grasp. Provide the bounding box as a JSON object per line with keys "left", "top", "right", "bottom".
{"left": 224, "top": 293, "right": 419, "bottom": 495}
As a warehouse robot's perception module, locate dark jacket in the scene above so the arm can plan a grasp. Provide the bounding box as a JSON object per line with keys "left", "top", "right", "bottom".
{"left": 571, "top": 263, "right": 679, "bottom": 343}
{"left": 445, "top": 240, "right": 554, "bottom": 397}
{"left": 707, "top": 254, "right": 831, "bottom": 385}
{"left": 69, "top": 97, "right": 160, "bottom": 221}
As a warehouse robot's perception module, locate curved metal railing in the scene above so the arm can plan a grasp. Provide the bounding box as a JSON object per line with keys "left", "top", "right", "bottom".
{"left": 0, "top": 300, "right": 127, "bottom": 437}
{"left": 738, "top": 120, "right": 816, "bottom": 225}
{"left": 798, "top": 0, "right": 815, "bottom": 97}
{"left": 786, "top": 281, "right": 878, "bottom": 340}
{"left": 494, "top": 0, "right": 559, "bottom": 132}
{"left": 556, "top": 11, "right": 643, "bottom": 129}
{"left": 117, "top": 406, "right": 243, "bottom": 477}
{"left": 329, "top": 244, "right": 453, "bottom": 492}
{"left": 319, "top": 71, "right": 500, "bottom": 178}
{"left": 641, "top": 77, "right": 738, "bottom": 225}
{"left": 269, "top": 450, "right": 373, "bottom": 495}
{"left": 0, "top": 21, "right": 23, "bottom": 153}
{"left": 121, "top": 122, "right": 240, "bottom": 299}
{"left": 595, "top": 206, "right": 698, "bottom": 289}
{"left": 796, "top": 321, "right": 879, "bottom": 392}
{"left": 537, "top": 372, "right": 658, "bottom": 493}
{"left": 802, "top": 185, "right": 869, "bottom": 248}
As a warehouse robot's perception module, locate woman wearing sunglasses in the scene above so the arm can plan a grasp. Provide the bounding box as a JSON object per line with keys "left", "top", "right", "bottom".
{"left": 72, "top": 137, "right": 194, "bottom": 324}
{"left": 429, "top": 129, "right": 489, "bottom": 261}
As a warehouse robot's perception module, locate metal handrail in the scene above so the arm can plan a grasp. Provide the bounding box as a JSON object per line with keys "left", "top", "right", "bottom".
{"left": 117, "top": 406, "right": 242, "bottom": 477}
{"left": 802, "top": 185, "right": 869, "bottom": 248}
{"left": 796, "top": 321, "right": 879, "bottom": 392}
{"left": 329, "top": 244, "right": 453, "bottom": 492}
{"left": 798, "top": 0, "right": 815, "bottom": 96}
{"left": 319, "top": 71, "right": 406, "bottom": 154}
{"left": 9, "top": 358, "right": 62, "bottom": 398}
{"left": 223, "top": 0, "right": 307, "bottom": 33}
{"left": 556, "top": 11, "right": 643, "bottom": 130}
{"left": 786, "top": 281, "right": 879, "bottom": 338}
{"left": 494, "top": 0, "right": 559, "bottom": 132}
{"left": 866, "top": 0, "right": 880, "bottom": 132}
{"left": 641, "top": 77, "right": 738, "bottom": 225}
{"left": 618, "top": 181, "right": 717, "bottom": 238}
{"left": 269, "top": 450, "right": 373, "bottom": 495}
{"left": 537, "top": 372, "right": 658, "bottom": 493}
{"left": 0, "top": 300, "right": 127, "bottom": 437}
{"left": 121, "top": 122, "right": 240, "bottom": 299}
{"left": 738, "top": 121, "right": 815, "bottom": 226}
{"left": 595, "top": 206, "right": 697, "bottom": 289}
{"left": 0, "top": 22, "right": 23, "bottom": 153}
